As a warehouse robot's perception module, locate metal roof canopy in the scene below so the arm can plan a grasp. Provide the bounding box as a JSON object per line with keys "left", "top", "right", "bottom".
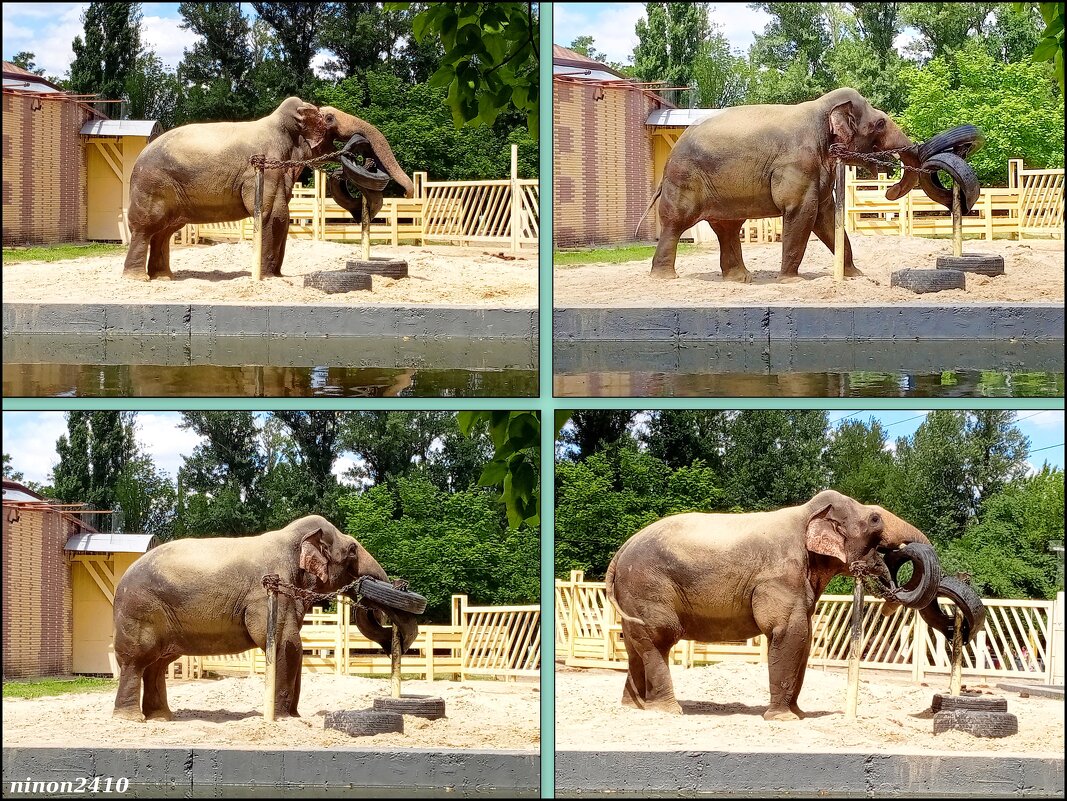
{"left": 80, "top": 119, "right": 161, "bottom": 139}
{"left": 646, "top": 108, "right": 726, "bottom": 127}
{"left": 65, "top": 532, "right": 157, "bottom": 554}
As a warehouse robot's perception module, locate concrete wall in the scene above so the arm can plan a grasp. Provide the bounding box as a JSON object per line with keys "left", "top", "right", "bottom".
{"left": 1, "top": 508, "right": 73, "bottom": 677}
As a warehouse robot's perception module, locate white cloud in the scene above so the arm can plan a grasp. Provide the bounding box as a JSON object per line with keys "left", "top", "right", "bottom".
{"left": 2, "top": 2, "right": 86, "bottom": 78}
{"left": 141, "top": 14, "right": 198, "bottom": 73}
{"left": 554, "top": 2, "right": 646, "bottom": 65}
{"left": 710, "top": 4, "right": 772, "bottom": 52}
{"left": 1, "top": 412, "right": 69, "bottom": 485}
{"left": 132, "top": 413, "right": 204, "bottom": 480}
{"left": 1022, "top": 410, "right": 1065, "bottom": 430}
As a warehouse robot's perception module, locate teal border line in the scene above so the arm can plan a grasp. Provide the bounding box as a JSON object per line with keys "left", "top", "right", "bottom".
{"left": 538, "top": 5, "right": 555, "bottom": 797}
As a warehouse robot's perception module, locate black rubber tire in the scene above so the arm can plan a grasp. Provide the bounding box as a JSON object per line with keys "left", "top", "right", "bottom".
{"left": 339, "top": 150, "right": 391, "bottom": 193}
{"left": 919, "top": 152, "right": 980, "bottom": 214}
{"left": 324, "top": 709, "right": 404, "bottom": 736}
{"left": 373, "top": 695, "right": 447, "bottom": 720}
{"left": 303, "top": 270, "right": 372, "bottom": 293}
{"left": 935, "top": 253, "right": 1005, "bottom": 276}
{"left": 932, "top": 693, "right": 1008, "bottom": 713}
{"left": 919, "top": 575, "right": 987, "bottom": 644}
{"left": 359, "top": 577, "right": 428, "bottom": 614}
{"left": 933, "top": 710, "right": 1018, "bottom": 738}
{"left": 882, "top": 543, "right": 942, "bottom": 610}
{"left": 326, "top": 170, "right": 384, "bottom": 222}
{"left": 918, "top": 125, "right": 984, "bottom": 163}
{"left": 346, "top": 258, "right": 409, "bottom": 279}
{"left": 891, "top": 269, "right": 966, "bottom": 294}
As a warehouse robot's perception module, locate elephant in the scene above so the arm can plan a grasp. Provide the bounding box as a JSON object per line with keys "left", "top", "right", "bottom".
{"left": 122, "top": 97, "right": 414, "bottom": 280}
{"left": 642, "top": 88, "right": 921, "bottom": 283}
{"left": 605, "top": 490, "right": 984, "bottom": 721}
{"left": 112, "top": 515, "right": 417, "bottom": 721}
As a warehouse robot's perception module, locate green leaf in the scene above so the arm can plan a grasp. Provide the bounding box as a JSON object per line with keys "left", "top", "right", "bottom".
{"left": 477, "top": 459, "right": 509, "bottom": 486}
{"left": 1033, "top": 38, "right": 1060, "bottom": 61}
{"left": 428, "top": 64, "right": 455, "bottom": 88}
{"left": 554, "top": 411, "right": 573, "bottom": 439}
{"left": 456, "top": 411, "right": 481, "bottom": 436}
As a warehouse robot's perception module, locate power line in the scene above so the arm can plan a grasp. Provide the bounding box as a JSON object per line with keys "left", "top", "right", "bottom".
{"left": 1029, "top": 443, "right": 1064, "bottom": 455}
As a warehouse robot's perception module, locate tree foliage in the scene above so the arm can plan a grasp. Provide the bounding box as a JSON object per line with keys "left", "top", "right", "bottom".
{"left": 3, "top": 453, "right": 25, "bottom": 482}
{"left": 68, "top": 2, "right": 143, "bottom": 105}
{"left": 633, "top": 2, "right": 710, "bottom": 94}
{"left": 51, "top": 412, "right": 137, "bottom": 512}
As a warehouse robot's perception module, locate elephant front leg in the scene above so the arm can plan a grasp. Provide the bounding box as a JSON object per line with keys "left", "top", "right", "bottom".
{"left": 762, "top": 610, "right": 812, "bottom": 721}
{"left": 777, "top": 202, "right": 818, "bottom": 283}
{"left": 141, "top": 658, "right": 175, "bottom": 721}
{"left": 709, "top": 219, "right": 751, "bottom": 283}
{"left": 260, "top": 198, "right": 290, "bottom": 278}
{"left": 273, "top": 631, "right": 305, "bottom": 718}
{"left": 812, "top": 200, "right": 861, "bottom": 277}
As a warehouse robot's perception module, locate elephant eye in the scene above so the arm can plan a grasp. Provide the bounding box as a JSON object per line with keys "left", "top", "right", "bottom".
{"left": 326, "top": 114, "right": 335, "bottom": 124}
{"left": 870, "top": 513, "right": 882, "bottom": 525}
{"left": 876, "top": 118, "right": 886, "bottom": 131}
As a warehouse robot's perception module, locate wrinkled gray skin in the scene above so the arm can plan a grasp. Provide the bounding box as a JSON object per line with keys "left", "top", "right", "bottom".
{"left": 606, "top": 490, "right": 980, "bottom": 721}
{"left": 112, "top": 515, "right": 417, "bottom": 721}
{"left": 648, "top": 88, "right": 921, "bottom": 282}
{"left": 122, "top": 97, "right": 414, "bottom": 280}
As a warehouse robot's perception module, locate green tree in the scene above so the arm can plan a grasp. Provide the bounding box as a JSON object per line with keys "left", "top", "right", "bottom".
{"left": 558, "top": 411, "right": 637, "bottom": 462}
{"left": 691, "top": 24, "right": 753, "bottom": 107}
{"left": 900, "top": 2, "right": 996, "bottom": 62}
{"left": 849, "top": 2, "right": 902, "bottom": 59}
{"left": 899, "top": 43, "right": 1065, "bottom": 184}
{"left": 633, "top": 2, "right": 710, "bottom": 94}
{"left": 338, "top": 411, "right": 450, "bottom": 485}
{"left": 456, "top": 411, "right": 541, "bottom": 528}
{"left": 639, "top": 410, "right": 730, "bottom": 472}
{"left": 402, "top": 2, "right": 539, "bottom": 136}
{"left": 10, "top": 52, "right": 45, "bottom": 76}
{"left": 251, "top": 2, "right": 323, "bottom": 98}
{"left": 569, "top": 35, "right": 607, "bottom": 64}
{"left": 318, "top": 2, "right": 441, "bottom": 82}
{"left": 176, "top": 2, "right": 256, "bottom": 123}
{"left": 2, "top": 453, "right": 25, "bottom": 482}
{"left": 965, "top": 410, "right": 1031, "bottom": 517}
{"left": 51, "top": 412, "right": 137, "bottom": 511}
{"left": 112, "top": 455, "right": 176, "bottom": 539}
{"left": 272, "top": 411, "right": 342, "bottom": 507}
{"left": 68, "top": 2, "right": 143, "bottom": 107}
{"left": 823, "top": 418, "right": 896, "bottom": 506}
{"left": 748, "top": 2, "right": 836, "bottom": 103}
{"left": 124, "top": 51, "right": 180, "bottom": 128}
{"left": 1020, "top": 2, "right": 1065, "bottom": 92}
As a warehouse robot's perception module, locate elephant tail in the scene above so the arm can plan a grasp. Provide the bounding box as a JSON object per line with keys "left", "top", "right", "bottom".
{"left": 605, "top": 550, "right": 646, "bottom": 626}
{"left": 633, "top": 184, "right": 662, "bottom": 239}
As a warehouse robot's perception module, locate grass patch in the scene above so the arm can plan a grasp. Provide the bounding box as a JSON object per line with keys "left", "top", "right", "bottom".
{"left": 3, "top": 676, "right": 116, "bottom": 699}
{"left": 554, "top": 243, "right": 697, "bottom": 266}
{"left": 3, "top": 243, "right": 126, "bottom": 263}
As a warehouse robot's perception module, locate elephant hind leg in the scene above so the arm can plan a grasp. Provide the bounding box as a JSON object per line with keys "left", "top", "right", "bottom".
{"left": 708, "top": 219, "right": 751, "bottom": 283}
{"left": 621, "top": 629, "right": 648, "bottom": 709}
{"left": 622, "top": 620, "right": 681, "bottom": 714}
{"left": 141, "top": 658, "right": 175, "bottom": 720}
{"left": 147, "top": 226, "right": 181, "bottom": 280}
{"left": 113, "top": 654, "right": 151, "bottom": 721}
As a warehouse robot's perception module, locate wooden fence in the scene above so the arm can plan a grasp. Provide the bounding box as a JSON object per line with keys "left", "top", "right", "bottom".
{"left": 172, "top": 594, "right": 539, "bottom": 682}
{"left": 185, "top": 144, "right": 537, "bottom": 252}
{"left": 556, "top": 571, "right": 1062, "bottom": 685}
{"left": 692, "top": 159, "right": 1064, "bottom": 244}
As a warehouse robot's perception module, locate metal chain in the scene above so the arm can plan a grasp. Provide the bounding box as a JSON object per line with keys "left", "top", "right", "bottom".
{"left": 829, "top": 143, "right": 937, "bottom": 174}
{"left": 248, "top": 151, "right": 346, "bottom": 172}
{"left": 261, "top": 573, "right": 367, "bottom": 606}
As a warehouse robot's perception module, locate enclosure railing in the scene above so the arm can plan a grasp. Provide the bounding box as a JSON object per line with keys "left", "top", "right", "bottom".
{"left": 183, "top": 144, "right": 538, "bottom": 252}
{"left": 555, "top": 571, "right": 1061, "bottom": 685}
{"left": 193, "top": 594, "right": 539, "bottom": 682}
{"left": 686, "top": 159, "right": 1064, "bottom": 244}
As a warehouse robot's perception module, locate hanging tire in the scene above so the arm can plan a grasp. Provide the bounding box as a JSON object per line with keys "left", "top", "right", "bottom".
{"left": 919, "top": 153, "right": 980, "bottom": 214}
{"left": 933, "top": 710, "right": 1018, "bottom": 738}
{"left": 303, "top": 270, "right": 372, "bottom": 293}
{"left": 324, "top": 709, "right": 404, "bottom": 736}
{"left": 882, "top": 543, "right": 942, "bottom": 610}
{"left": 891, "top": 269, "right": 966, "bottom": 294}
{"left": 919, "top": 575, "right": 987, "bottom": 644}
{"left": 358, "top": 577, "right": 428, "bottom": 614}
{"left": 931, "top": 693, "right": 1008, "bottom": 713}
{"left": 339, "top": 149, "right": 391, "bottom": 193}
{"left": 373, "top": 695, "right": 447, "bottom": 720}
{"left": 917, "top": 125, "right": 984, "bottom": 163}
{"left": 935, "top": 253, "right": 1005, "bottom": 276}
{"left": 346, "top": 258, "right": 409, "bottom": 279}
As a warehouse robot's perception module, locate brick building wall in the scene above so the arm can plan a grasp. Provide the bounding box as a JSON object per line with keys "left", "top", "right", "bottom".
{"left": 1, "top": 92, "right": 90, "bottom": 245}
{"left": 2, "top": 508, "right": 74, "bottom": 677}
{"left": 553, "top": 79, "right": 661, "bottom": 249}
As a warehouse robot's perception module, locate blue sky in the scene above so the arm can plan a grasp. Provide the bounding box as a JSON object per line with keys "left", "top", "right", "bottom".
{"left": 5, "top": 410, "right": 1062, "bottom": 487}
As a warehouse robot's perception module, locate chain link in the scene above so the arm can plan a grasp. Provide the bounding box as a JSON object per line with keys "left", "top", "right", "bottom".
{"left": 261, "top": 573, "right": 367, "bottom": 606}
{"left": 828, "top": 143, "right": 937, "bottom": 175}
{"left": 249, "top": 151, "right": 347, "bottom": 172}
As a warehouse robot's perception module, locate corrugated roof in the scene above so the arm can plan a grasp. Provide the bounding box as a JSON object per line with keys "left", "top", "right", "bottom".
{"left": 3, "top": 76, "right": 62, "bottom": 94}
{"left": 80, "top": 119, "right": 161, "bottom": 138}
{"left": 65, "top": 532, "right": 157, "bottom": 554}
{"left": 646, "top": 108, "right": 725, "bottom": 127}
{"left": 553, "top": 64, "right": 622, "bottom": 82}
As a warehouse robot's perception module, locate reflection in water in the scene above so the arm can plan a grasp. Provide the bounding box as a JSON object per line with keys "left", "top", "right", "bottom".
{"left": 4, "top": 363, "right": 537, "bottom": 398}
{"left": 554, "top": 370, "right": 1064, "bottom": 398}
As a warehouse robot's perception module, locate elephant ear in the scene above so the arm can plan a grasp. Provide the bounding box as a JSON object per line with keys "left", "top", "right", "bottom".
{"left": 805, "top": 503, "right": 848, "bottom": 564}
{"left": 829, "top": 100, "right": 857, "bottom": 148}
{"left": 295, "top": 103, "right": 328, "bottom": 151}
{"left": 299, "top": 529, "right": 330, "bottom": 584}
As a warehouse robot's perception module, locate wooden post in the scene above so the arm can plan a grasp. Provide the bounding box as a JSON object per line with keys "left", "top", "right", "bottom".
{"left": 833, "top": 158, "right": 846, "bottom": 282}
{"left": 252, "top": 165, "right": 265, "bottom": 281}
{"left": 952, "top": 182, "right": 963, "bottom": 257}
{"left": 361, "top": 193, "right": 371, "bottom": 260}
{"left": 390, "top": 622, "right": 402, "bottom": 699}
{"left": 263, "top": 587, "right": 278, "bottom": 721}
{"left": 949, "top": 606, "right": 965, "bottom": 696}
{"left": 845, "top": 581, "right": 863, "bottom": 719}
{"left": 510, "top": 143, "right": 520, "bottom": 254}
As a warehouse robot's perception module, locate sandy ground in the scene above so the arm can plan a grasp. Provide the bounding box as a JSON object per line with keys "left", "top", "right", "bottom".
{"left": 556, "top": 662, "right": 1063, "bottom": 756}
{"left": 3, "top": 241, "right": 537, "bottom": 307}
{"left": 555, "top": 234, "right": 1064, "bottom": 306}
{"left": 1, "top": 674, "right": 539, "bottom": 750}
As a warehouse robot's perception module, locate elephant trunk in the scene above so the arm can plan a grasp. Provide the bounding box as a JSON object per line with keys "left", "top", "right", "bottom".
{"left": 356, "top": 545, "right": 389, "bottom": 582}
{"left": 877, "top": 508, "right": 930, "bottom": 549}
{"left": 884, "top": 123, "right": 921, "bottom": 201}
{"left": 333, "top": 111, "right": 415, "bottom": 198}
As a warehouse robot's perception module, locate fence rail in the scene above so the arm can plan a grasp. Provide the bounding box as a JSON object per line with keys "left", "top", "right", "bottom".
{"left": 184, "top": 144, "right": 537, "bottom": 252}
{"left": 690, "top": 159, "right": 1064, "bottom": 244}
{"left": 189, "top": 594, "right": 538, "bottom": 682}
{"left": 556, "top": 571, "right": 1062, "bottom": 685}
